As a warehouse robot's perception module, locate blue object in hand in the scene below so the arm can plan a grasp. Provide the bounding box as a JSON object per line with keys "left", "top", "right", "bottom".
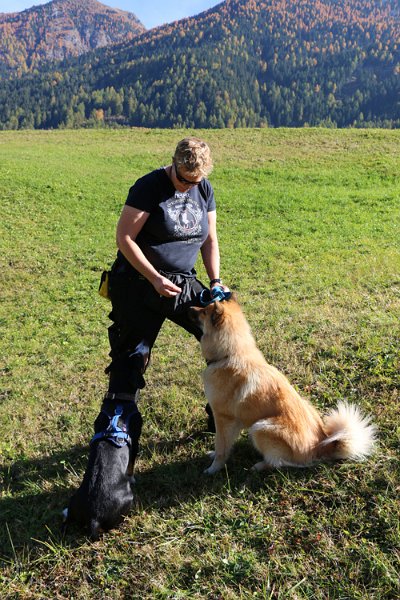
{"left": 199, "top": 286, "right": 232, "bottom": 306}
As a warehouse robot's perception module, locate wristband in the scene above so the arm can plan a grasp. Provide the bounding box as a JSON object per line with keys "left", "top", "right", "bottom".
{"left": 209, "top": 278, "right": 221, "bottom": 286}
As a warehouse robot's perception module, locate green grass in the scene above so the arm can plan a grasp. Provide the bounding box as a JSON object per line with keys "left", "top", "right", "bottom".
{"left": 0, "top": 128, "right": 399, "bottom": 599}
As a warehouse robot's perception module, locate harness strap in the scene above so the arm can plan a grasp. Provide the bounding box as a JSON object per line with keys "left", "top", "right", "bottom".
{"left": 90, "top": 404, "right": 133, "bottom": 448}
{"left": 90, "top": 430, "right": 131, "bottom": 448}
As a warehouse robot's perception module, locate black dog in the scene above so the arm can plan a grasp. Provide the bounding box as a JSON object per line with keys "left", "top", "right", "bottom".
{"left": 63, "top": 394, "right": 142, "bottom": 540}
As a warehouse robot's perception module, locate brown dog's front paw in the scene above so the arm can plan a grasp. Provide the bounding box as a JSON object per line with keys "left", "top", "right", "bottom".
{"left": 204, "top": 460, "right": 225, "bottom": 475}
{"left": 251, "top": 461, "right": 271, "bottom": 472}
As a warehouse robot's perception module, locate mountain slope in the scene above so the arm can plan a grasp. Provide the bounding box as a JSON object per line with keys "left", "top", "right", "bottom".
{"left": 0, "top": 0, "right": 145, "bottom": 78}
{"left": 0, "top": 0, "right": 399, "bottom": 128}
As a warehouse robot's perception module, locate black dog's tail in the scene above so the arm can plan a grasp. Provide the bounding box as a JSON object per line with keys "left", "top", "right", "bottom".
{"left": 90, "top": 518, "right": 104, "bottom": 541}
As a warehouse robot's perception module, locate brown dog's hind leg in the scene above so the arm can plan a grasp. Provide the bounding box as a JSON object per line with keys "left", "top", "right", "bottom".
{"left": 249, "top": 418, "right": 300, "bottom": 470}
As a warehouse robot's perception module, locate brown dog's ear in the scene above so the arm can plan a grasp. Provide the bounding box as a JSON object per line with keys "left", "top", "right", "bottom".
{"left": 210, "top": 301, "right": 225, "bottom": 328}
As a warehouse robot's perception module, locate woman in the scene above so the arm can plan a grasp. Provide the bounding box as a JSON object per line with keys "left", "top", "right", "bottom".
{"left": 104, "top": 137, "right": 229, "bottom": 432}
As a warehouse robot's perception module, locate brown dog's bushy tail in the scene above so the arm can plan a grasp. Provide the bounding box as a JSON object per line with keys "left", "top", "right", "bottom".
{"left": 317, "top": 402, "right": 377, "bottom": 461}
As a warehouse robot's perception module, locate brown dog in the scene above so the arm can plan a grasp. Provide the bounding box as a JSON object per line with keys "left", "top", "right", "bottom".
{"left": 190, "top": 297, "right": 376, "bottom": 474}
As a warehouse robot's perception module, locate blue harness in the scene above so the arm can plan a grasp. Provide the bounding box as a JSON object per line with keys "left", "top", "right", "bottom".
{"left": 199, "top": 286, "right": 232, "bottom": 307}
{"left": 90, "top": 405, "right": 132, "bottom": 448}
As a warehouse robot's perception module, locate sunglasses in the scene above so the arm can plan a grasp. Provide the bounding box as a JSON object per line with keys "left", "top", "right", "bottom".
{"left": 174, "top": 164, "right": 203, "bottom": 186}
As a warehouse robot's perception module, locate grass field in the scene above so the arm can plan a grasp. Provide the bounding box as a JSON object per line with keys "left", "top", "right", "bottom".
{"left": 0, "top": 127, "right": 399, "bottom": 599}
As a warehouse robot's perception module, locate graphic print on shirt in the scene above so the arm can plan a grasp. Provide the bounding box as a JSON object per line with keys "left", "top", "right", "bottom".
{"left": 166, "top": 192, "right": 203, "bottom": 242}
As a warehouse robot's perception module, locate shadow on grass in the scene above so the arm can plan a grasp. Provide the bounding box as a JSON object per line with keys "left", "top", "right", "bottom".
{"left": 0, "top": 432, "right": 226, "bottom": 556}
{"left": 0, "top": 430, "right": 351, "bottom": 559}
{"left": 135, "top": 432, "right": 328, "bottom": 505}
{"left": 0, "top": 444, "right": 89, "bottom": 558}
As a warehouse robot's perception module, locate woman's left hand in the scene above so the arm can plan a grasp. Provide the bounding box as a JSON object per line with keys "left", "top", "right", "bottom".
{"left": 210, "top": 282, "right": 230, "bottom": 295}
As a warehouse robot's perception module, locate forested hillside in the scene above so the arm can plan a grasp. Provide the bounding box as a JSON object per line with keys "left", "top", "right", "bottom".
{"left": 0, "top": 0, "right": 145, "bottom": 78}
{"left": 0, "top": 0, "right": 399, "bottom": 129}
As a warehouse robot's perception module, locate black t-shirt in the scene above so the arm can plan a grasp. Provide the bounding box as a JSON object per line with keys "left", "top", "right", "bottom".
{"left": 118, "top": 168, "right": 216, "bottom": 273}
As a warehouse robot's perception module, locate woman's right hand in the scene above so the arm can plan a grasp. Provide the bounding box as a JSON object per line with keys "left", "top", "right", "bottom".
{"left": 117, "top": 206, "right": 182, "bottom": 298}
{"left": 152, "top": 275, "right": 182, "bottom": 297}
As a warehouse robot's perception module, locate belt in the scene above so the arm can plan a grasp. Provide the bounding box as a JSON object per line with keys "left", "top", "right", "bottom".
{"left": 104, "top": 392, "right": 138, "bottom": 403}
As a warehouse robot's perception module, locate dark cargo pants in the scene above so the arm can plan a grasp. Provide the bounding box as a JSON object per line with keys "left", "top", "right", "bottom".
{"left": 106, "top": 261, "right": 206, "bottom": 395}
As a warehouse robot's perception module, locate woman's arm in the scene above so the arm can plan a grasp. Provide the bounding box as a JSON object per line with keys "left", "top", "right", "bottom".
{"left": 201, "top": 211, "right": 227, "bottom": 289}
{"left": 117, "top": 205, "right": 181, "bottom": 297}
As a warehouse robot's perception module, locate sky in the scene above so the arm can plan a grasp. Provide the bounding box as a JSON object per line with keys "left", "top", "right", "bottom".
{"left": 0, "top": 0, "right": 221, "bottom": 29}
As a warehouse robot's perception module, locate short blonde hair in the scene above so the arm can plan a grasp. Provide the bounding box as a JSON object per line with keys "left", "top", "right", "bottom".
{"left": 173, "top": 137, "right": 213, "bottom": 178}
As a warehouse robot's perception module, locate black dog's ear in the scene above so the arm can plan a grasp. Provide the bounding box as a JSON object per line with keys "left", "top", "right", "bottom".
{"left": 94, "top": 411, "right": 109, "bottom": 433}
{"left": 210, "top": 301, "right": 225, "bottom": 328}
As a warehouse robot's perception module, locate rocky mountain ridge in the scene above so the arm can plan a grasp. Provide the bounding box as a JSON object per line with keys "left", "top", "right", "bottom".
{"left": 0, "top": 0, "right": 145, "bottom": 77}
